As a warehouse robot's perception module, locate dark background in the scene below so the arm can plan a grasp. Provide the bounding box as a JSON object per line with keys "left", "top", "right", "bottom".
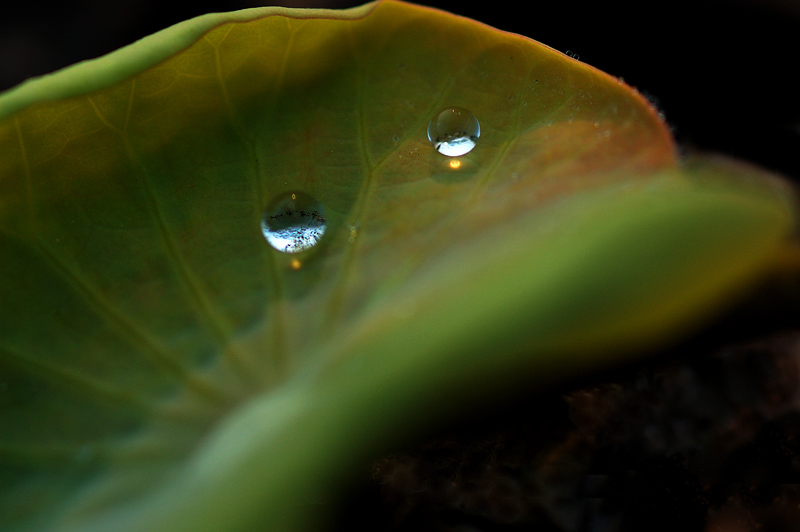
{"left": 1, "top": 0, "right": 799, "bottom": 182}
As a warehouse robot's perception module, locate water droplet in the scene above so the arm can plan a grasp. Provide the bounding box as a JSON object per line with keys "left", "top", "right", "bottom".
{"left": 427, "top": 107, "right": 480, "bottom": 157}
{"left": 392, "top": 135, "right": 399, "bottom": 142}
{"left": 261, "top": 192, "right": 326, "bottom": 253}
{"left": 348, "top": 222, "right": 359, "bottom": 244}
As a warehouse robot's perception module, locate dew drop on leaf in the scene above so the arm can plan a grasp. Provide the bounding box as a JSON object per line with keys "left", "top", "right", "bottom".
{"left": 427, "top": 107, "right": 480, "bottom": 157}
{"left": 261, "top": 192, "right": 326, "bottom": 253}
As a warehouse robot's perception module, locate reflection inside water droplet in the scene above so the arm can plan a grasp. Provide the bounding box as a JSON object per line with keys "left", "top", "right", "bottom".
{"left": 427, "top": 107, "right": 480, "bottom": 157}
{"left": 261, "top": 192, "right": 326, "bottom": 253}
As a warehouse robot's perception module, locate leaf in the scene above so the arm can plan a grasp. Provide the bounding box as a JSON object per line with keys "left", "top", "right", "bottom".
{"left": 0, "top": 1, "right": 795, "bottom": 531}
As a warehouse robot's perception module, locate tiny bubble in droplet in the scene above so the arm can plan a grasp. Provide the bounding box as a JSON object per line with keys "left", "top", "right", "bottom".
{"left": 261, "top": 191, "right": 326, "bottom": 253}
{"left": 427, "top": 107, "right": 480, "bottom": 157}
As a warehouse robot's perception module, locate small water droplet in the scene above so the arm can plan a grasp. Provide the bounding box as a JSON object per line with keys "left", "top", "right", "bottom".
{"left": 507, "top": 95, "right": 514, "bottom": 101}
{"left": 392, "top": 135, "right": 399, "bottom": 142}
{"left": 427, "top": 107, "right": 480, "bottom": 157}
{"left": 348, "top": 223, "right": 359, "bottom": 244}
{"left": 522, "top": 100, "right": 528, "bottom": 107}
{"left": 261, "top": 192, "right": 326, "bottom": 253}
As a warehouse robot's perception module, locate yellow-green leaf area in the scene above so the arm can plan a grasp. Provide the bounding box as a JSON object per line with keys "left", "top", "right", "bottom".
{"left": 0, "top": 2, "right": 796, "bottom": 532}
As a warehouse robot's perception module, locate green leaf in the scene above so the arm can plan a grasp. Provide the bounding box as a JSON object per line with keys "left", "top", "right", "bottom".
{"left": 0, "top": 1, "right": 796, "bottom": 531}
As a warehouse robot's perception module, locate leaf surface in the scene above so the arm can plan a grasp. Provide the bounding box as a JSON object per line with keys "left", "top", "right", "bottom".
{"left": 0, "top": 2, "right": 795, "bottom": 531}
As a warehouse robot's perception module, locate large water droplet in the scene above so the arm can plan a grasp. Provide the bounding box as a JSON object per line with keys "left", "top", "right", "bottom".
{"left": 261, "top": 192, "right": 326, "bottom": 253}
{"left": 427, "top": 107, "right": 480, "bottom": 157}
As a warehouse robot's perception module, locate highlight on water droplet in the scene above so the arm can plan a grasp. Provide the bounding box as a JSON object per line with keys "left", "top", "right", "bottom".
{"left": 261, "top": 191, "right": 326, "bottom": 253}
{"left": 427, "top": 107, "right": 480, "bottom": 157}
